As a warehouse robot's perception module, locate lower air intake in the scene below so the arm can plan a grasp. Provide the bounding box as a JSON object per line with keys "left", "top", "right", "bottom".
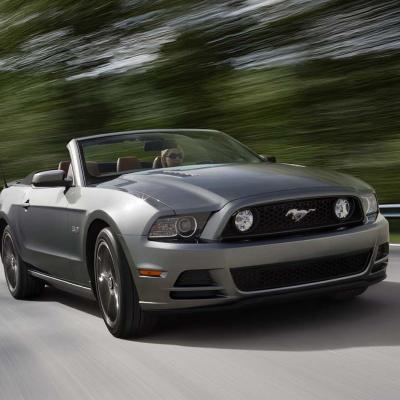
{"left": 174, "top": 270, "right": 215, "bottom": 287}
{"left": 231, "top": 250, "right": 372, "bottom": 292}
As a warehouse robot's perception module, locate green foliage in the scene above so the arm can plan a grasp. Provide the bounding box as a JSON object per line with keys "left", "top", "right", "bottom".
{"left": 389, "top": 220, "right": 400, "bottom": 243}
{"left": 0, "top": 0, "right": 399, "bottom": 203}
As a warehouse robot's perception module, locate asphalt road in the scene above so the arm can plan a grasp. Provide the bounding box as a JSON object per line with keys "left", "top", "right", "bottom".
{"left": 0, "top": 249, "right": 399, "bottom": 400}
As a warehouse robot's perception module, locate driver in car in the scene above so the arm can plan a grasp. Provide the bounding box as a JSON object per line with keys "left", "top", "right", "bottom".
{"left": 161, "top": 147, "right": 184, "bottom": 168}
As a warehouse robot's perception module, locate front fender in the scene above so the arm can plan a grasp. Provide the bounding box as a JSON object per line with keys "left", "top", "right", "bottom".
{"left": 78, "top": 188, "right": 174, "bottom": 283}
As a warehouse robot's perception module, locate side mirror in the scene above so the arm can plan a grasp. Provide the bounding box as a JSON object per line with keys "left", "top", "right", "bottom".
{"left": 259, "top": 154, "right": 277, "bottom": 163}
{"left": 32, "top": 170, "right": 72, "bottom": 188}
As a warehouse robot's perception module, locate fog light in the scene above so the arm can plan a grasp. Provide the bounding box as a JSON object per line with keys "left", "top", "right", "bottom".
{"left": 234, "top": 209, "right": 254, "bottom": 232}
{"left": 334, "top": 198, "right": 351, "bottom": 220}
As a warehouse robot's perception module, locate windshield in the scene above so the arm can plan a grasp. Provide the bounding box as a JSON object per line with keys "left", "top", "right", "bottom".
{"left": 78, "top": 130, "right": 263, "bottom": 185}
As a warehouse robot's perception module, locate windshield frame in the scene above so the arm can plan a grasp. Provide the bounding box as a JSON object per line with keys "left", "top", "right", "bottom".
{"left": 76, "top": 129, "right": 264, "bottom": 186}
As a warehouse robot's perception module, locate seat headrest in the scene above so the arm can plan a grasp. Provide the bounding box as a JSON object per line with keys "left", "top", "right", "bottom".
{"left": 117, "top": 156, "right": 141, "bottom": 172}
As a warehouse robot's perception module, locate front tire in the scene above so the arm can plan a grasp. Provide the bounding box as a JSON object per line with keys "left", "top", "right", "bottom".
{"left": 1, "top": 225, "right": 44, "bottom": 299}
{"left": 94, "top": 227, "right": 156, "bottom": 338}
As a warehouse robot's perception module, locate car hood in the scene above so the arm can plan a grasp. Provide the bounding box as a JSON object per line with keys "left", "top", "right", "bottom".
{"left": 103, "top": 163, "right": 372, "bottom": 212}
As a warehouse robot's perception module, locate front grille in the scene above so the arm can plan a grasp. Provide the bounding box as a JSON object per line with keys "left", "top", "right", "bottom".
{"left": 222, "top": 197, "right": 364, "bottom": 240}
{"left": 231, "top": 250, "right": 372, "bottom": 292}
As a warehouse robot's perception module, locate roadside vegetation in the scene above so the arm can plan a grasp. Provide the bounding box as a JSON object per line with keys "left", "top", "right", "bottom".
{"left": 0, "top": 0, "right": 398, "bottom": 205}
{"left": 390, "top": 221, "right": 400, "bottom": 244}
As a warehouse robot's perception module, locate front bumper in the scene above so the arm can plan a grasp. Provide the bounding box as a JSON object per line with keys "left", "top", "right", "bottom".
{"left": 121, "top": 214, "right": 389, "bottom": 311}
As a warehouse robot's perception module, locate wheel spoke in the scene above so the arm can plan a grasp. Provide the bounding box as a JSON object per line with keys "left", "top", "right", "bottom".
{"left": 98, "top": 276, "right": 111, "bottom": 304}
{"left": 3, "top": 240, "right": 12, "bottom": 263}
{"left": 96, "top": 240, "right": 120, "bottom": 326}
{"left": 2, "top": 234, "right": 18, "bottom": 290}
{"left": 106, "top": 292, "right": 116, "bottom": 320}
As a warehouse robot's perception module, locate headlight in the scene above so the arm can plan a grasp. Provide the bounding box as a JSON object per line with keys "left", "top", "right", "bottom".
{"left": 176, "top": 216, "right": 198, "bottom": 238}
{"left": 149, "top": 217, "right": 179, "bottom": 239}
{"left": 148, "top": 214, "right": 208, "bottom": 241}
{"left": 361, "top": 194, "right": 378, "bottom": 216}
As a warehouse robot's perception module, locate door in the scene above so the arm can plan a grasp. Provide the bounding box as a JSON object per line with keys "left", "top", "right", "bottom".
{"left": 16, "top": 186, "right": 74, "bottom": 281}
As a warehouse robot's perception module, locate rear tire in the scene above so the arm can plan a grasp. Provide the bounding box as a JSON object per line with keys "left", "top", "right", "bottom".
{"left": 1, "top": 225, "right": 44, "bottom": 299}
{"left": 94, "top": 227, "right": 156, "bottom": 338}
{"left": 328, "top": 287, "right": 367, "bottom": 301}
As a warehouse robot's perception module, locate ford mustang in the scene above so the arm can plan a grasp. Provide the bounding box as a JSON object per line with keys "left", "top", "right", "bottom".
{"left": 0, "top": 129, "right": 389, "bottom": 338}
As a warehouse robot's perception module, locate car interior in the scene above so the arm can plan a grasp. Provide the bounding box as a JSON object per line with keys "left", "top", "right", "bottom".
{"left": 56, "top": 152, "right": 175, "bottom": 180}
{"left": 77, "top": 138, "right": 184, "bottom": 178}
{"left": 20, "top": 136, "right": 222, "bottom": 184}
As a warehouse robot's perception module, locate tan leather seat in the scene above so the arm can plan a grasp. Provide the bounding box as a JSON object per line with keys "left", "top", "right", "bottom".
{"left": 117, "top": 156, "right": 141, "bottom": 172}
{"left": 86, "top": 161, "right": 100, "bottom": 177}
{"left": 58, "top": 161, "right": 71, "bottom": 176}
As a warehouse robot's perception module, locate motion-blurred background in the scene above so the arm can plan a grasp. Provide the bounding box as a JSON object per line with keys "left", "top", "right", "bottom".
{"left": 0, "top": 0, "right": 399, "bottom": 237}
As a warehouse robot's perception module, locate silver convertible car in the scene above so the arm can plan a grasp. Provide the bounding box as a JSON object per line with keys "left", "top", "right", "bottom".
{"left": 0, "top": 129, "right": 389, "bottom": 338}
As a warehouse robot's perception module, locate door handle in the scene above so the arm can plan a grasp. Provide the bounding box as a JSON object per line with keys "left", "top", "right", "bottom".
{"left": 23, "top": 199, "right": 30, "bottom": 211}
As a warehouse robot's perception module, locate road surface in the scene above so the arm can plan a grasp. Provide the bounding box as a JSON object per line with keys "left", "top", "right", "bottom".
{"left": 0, "top": 248, "right": 399, "bottom": 400}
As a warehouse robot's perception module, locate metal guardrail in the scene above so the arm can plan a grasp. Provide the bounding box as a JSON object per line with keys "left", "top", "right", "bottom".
{"left": 380, "top": 204, "right": 400, "bottom": 219}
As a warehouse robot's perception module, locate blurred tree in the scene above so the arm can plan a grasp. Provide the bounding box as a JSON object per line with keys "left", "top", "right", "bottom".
{"left": 0, "top": 0, "right": 252, "bottom": 135}
{"left": 0, "top": 0, "right": 399, "bottom": 202}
